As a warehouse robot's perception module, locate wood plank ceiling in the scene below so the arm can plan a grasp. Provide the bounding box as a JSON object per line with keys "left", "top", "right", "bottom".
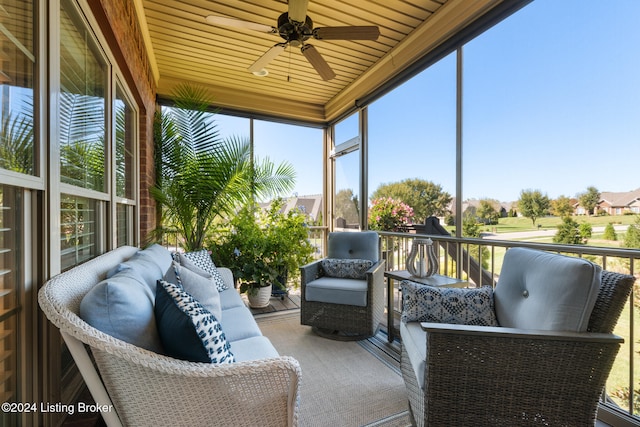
{"left": 138, "top": 0, "right": 507, "bottom": 124}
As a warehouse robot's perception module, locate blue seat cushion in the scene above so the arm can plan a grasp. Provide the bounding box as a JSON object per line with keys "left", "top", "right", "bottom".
{"left": 305, "top": 276, "right": 368, "bottom": 307}
{"left": 229, "top": 336, "right": 280, "bottom": 362}
{"left": 219, "top": 306, "right": 263, "bottom": 341}
{"left": 219, "top": 287, "right": 246, "bottom": 310}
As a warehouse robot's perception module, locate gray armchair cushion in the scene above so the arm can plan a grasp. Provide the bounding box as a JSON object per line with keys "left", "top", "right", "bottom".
{"left": 327, "top": 231, "right": 379, "bottom": 262}
{"left": 304, "top": 276, "right": 368, "bottom": 307}
{"left": 494, "top": 247, "right": 601, "bottom": 332}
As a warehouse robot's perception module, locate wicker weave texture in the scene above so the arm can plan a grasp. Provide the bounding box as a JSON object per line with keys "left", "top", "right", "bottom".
{"left": 300, "top": 259, "right": 385, "bottom": 337}
{"left": 38, "top": 246, "right": 302, "bottom": 427}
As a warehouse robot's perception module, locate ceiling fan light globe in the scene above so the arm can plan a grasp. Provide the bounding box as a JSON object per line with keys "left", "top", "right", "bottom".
{"left": 251, "top": 68, "right": 269, "bottom": 77}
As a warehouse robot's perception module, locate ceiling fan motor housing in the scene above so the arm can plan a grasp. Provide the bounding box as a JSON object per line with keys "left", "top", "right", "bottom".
{"left": 278, "top": 12, "right": 312, "bottom": 46}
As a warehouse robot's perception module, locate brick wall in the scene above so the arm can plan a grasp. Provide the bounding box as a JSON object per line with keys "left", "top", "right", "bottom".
{"left": 88, "top": 0, "right": 158, "bottom": 243}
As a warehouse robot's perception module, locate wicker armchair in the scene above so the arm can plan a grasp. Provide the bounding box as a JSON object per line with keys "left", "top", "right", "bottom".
{"left": 300, "top": 231, "right": 385, "bottom": 340}
{"left": 38, "top": 246, "right": 301, "bottom": 427}
{"left": 401, "top": 251, "right": 635, "bottom": 426}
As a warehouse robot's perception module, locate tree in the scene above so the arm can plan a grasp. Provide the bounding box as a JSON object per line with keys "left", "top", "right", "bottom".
{"left": 368, "top": 197, "right": 414, "bottom": 231}
{"left": 578, "top": 186, "right": 600, "bottom": 216}
{"left": 623, "top": 216, "right": 640, "bottom": 249}
{"left": 553, "top": 217, "right": 582, "bottom": 244}
{"left": 152, "top": 84, "right": 295, "bottom": 251}
{"left": 476, "top": 199, "right": 500, "bottom": 225}
{"left": 371, "top": 178, "right": 452, "bottom": 222}
{"left": 517, "top": 189, "right": 550, "bottom": 226}
{"left": 551, "top": 195, "right": 574, "bottom": 218}
{"left": 462, "top": 213, "right": 490, "bottom": 270}
{"left": 335, "top": 188, "right": 360, "bottom": 226}
{"left": 553, "top": 217, "right": 591, "bottom": 245}
{"left": 603, "top": 223, "right": 618, "bottom": 241}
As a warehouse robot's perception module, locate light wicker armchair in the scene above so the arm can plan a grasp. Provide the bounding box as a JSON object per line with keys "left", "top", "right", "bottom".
{"left": 401, "top": 261, "right": 635, "bottom": 426}
{"left": 38, "top": 246, "right": 301, "bottom": 427}
{"left": 300, "top": 231, "right": 385, "bottom": 340}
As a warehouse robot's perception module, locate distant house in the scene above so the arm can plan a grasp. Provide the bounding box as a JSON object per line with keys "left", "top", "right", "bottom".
{"left": 261, "top": 195, "right": 323, "bottom": 223}
{"left": 596, "top": 188, "right": 640, "bottom": 215}
{"left": 449, "top": 198, "right": 514, "bottom": 219}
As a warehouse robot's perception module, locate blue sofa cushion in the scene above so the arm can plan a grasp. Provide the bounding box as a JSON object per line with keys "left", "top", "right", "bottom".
{"left": 229, "top": 336, "right": 280, "bottom": 362}
{"left": 106, "top": 250, "right": 163, "bottom": 294}
{"left": 163, "top": 261, "right": 222, "bottom": 321}
{"left": 155, "top": 280, "right": 234, "bottom": 364}
{"left": 142, "top": 243, "right": 174, "bottom": 274}
{"left": 80, "top": 272, "right": 162, "bottom": 353}
{"left": 177, "top": 250, "right": 228, "bottom": 291}
{"left": 219, "top": 287, "right": 246, "bottom": 310}
{"left": 401, "top": 280, "right": 498, "bottom": 326}
{"left": 219, "top": 306, "right": 263, "bottom": 342}
{"left": 321, "top": 258, "right": 373, "bottom": 280}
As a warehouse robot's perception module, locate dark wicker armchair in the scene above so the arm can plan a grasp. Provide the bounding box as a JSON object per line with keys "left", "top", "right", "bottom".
{"left": 300, "top": 231, "right": 385, "bottom": 340}
{"left": 401, "top": 247, "right": 635, "bottom": 426}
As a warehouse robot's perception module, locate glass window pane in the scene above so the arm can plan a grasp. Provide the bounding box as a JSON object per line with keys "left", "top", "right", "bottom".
{"left": 115, "top": 85, "right": 135, "bottom": 199}
{"left": 116, "top": 203, "right": 133, "bottom": 247}
{"left": 253, "top": 120, "right": 323, "bottom": 224}
{"left": 334, "top": 113, "right": 359, "bottom": 145}
{"left": 0, "top": 1, "right": 35, "bottom": 175}
{"left": 334, "top": 151, "right": 360, "bottom": 229}
{"left": 368, "top": 54, "right": 457, "bottom": 232}
{"left": 60, "top": 195, "right": 97, "bottom": 270}
{"left": 463, "top": 0, "right": 640, "bottom": 244}
{"left": 59, "top": 2, "right": 107, "bottom": 192}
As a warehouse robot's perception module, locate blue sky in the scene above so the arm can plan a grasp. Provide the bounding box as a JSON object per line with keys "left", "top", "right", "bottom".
{"left": 216, "top": 0, "right": 640, "bottom": 204}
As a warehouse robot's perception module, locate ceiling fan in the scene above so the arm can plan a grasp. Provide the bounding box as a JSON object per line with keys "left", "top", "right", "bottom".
{"left": 205, "top": 0, "right": 380, "bottom": 80}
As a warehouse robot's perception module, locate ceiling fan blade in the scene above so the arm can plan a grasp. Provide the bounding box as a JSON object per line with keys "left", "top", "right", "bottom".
{"left": 288, "top": 0, "right": 309, "bottom": 23}
{"left": 205, "top": 15, "right": 275, "bottom": 33}
{"left": 313, "top": 26, "right": 380, "bottom": 40}
{"left": 301, "top": 44, "right": 336, "bottom": 81}
{"left": 248, "top": 43, "right": 287, "bottom": 73}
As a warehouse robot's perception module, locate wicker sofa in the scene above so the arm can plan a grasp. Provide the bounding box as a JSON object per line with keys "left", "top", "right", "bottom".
{"left": 400, "top": 247, "right": 636, "bottom": 427}
{"left": 38, "top": 245, "right": 301, "bottom": 427}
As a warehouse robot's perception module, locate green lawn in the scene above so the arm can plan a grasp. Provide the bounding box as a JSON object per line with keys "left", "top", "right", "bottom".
{"left": 444, "top": 214, "right": 638, "bottom": 241}
{"left": 481, "top": 215, "right": 638, "bottom": 234}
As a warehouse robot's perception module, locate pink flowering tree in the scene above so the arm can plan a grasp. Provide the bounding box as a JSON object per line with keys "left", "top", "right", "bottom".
{"left": 368, "top": 197, "right": 414, "bottom": 231}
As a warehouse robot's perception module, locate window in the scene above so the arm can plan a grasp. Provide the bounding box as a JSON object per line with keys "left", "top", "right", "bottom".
{"left": 59, "top": 1, "right": 107, "bottom": 192}
{"left": 0, "top": 1, "right": 36, "bottom": 176}
{"left": 115, "top": 84, "right": 136, "bottom": 246}
{"left": 60, "top": 195, "right": 97, "bottom": 271}
{"left": 333, "top": 113, "right": 361, "bottom": 229}
{"left": 253, "top": 119, "right": 323, "bottom": 223}
{"left": 463, "top": 0, "right": 640, "bottom": 234}
{"left": 368, "top": 53, "right": 457, "bottom": 231}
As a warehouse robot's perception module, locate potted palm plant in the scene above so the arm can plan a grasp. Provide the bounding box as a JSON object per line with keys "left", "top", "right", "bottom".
{"left": 151, "top": 83, "right": 295, "bottom": 251}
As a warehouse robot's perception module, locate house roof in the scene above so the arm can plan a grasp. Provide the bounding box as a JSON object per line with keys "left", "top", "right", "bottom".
{"left": 138, "top": 0, "right": 529, "bottom": 124}
{"left": 599, "top": 188, "right": 640, "bottom": 208}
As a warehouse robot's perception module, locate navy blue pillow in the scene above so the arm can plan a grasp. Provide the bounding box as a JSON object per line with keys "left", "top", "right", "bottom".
{"left": 154, "top": 280, "right": 234, "bottom": 364}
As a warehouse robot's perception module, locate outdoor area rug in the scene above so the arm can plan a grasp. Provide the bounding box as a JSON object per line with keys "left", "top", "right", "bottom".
{"left": 255, "top": 311, "right": 411, "bottom": 427}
